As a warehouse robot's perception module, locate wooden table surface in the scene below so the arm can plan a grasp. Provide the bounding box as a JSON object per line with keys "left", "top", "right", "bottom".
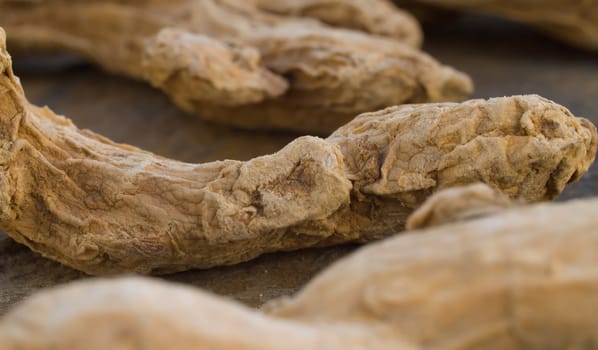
{"left": 1, "top": 15, "right": 597, "bottom": 315}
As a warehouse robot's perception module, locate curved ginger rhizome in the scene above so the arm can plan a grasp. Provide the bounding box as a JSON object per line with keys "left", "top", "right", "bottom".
{"left": 0, "top": 0, "right": 471, "bottom": 133}
{"left": 2, "top": 187, "right": 598, "bottom": 349}
{"left": 0, "top": 28, "right": 596, "bottom": 274}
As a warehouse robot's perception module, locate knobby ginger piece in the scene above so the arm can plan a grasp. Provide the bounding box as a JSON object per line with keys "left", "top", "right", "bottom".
{"left": 406, "top": 182, "right": 518, "bottom": 230}
{"left": 3, "top": 196, "right": 598, "bottom": 349}
{"left": 0, "top": 29, "right": 595, "bottom": 274}
{"left": 0, "top": 0, "right": 472, "bottom": 133}
{"left": 394, "top": 0, "right": 598, "bottom": 51}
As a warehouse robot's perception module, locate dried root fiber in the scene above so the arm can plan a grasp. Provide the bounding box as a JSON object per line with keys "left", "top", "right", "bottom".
{"left": 0, "top": 29, "right": 595, "bottom": 274}
{"left": 2, "top": 187, "right": 598, "bottom": 349}
{"left": 0, "top": 0, "right": 473, "bottom": 133}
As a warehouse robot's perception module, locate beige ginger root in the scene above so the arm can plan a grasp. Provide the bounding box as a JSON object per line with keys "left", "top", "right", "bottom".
{"left": 405, "top": 182, "right": 518, "bottom": 230}
{"left": 248, "top": 0, "right": 423, "bottom": 45}
{"left": 2, "top": 192, "right": 598, "bottom": 349}
{"left": 394, "top": 0, "right": 598, "bottom": 51}
{"left": 0, "top": 0, "right": 473, "bottom": 133}
{"left": 0, "top": 29, "right": 596, "bottom": 274}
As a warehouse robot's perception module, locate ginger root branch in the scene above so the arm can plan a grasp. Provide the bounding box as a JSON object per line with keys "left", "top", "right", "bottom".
{"left": 2, "top": 192, "right": 598, "bottom": 349}
{"left": 0, "top": 0, "right": 472, "bottom": 133}
{"left": 0, "top": 30, "right": 595, "bottom": 274}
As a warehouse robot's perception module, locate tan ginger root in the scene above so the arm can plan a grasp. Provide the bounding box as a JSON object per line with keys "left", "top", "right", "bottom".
{"left": 248, "top": 0, "right": 423, "bottom": 45}
{"left": 265, "top": 195, "right": 598, "bottom": 349}
{"left": 0, "top": 0, "right": 473, "bottom": 133}
{"left": 0, "top": 30, "right": 596, "bottom": 274}
{"left": 394, "top": 0, "right": 598, "bottom": 51}
{"left": 406, "top": 182, "right": 518, "bottom": 230}
{"left": 3, "top": 195, "right": 598, "bottom": 349}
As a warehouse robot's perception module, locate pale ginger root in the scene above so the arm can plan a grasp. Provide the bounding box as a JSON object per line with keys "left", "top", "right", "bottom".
{"left": 406, "top": 183, "right": 518, "bottom": 230}
{"left": 0, "top": 30, "right": 595, "bottom": 274}
{"left": 248, "top": 0, "right": 423, "bottom": 45}
{"left": 0, "top": 278, "right": 397, "bottom": 350}
{"left": 3, "top": 195, "right": 598, "bottom": 349}
{"left": 394, "top": 0, "right": 598, "bottom": 51}
{"left": 0, "top": 0, "right": 473, "bottom": 133}
{"left": 265, "top": 195, "right": 598, "bottom": 349}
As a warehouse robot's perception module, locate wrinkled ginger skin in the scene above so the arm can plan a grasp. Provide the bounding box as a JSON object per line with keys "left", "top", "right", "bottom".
{"left": 3, "top": 196, "right": 598, "bottom": 349}
{"left": 0, "top": 0, "right": 473, "bottom": 133}
{"left": 0, "top": 30, "right": 595, "bottom": 274}
{"left": 328, "top": 95, "right": 597, "bottom": 203}
{"left": 394, "top": 0, "right": 598, "bottom": 51}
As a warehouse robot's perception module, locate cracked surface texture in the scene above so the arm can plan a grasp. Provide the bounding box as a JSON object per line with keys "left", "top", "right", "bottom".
{"left": 0, "top": 0, "right": 474, "bottom": 133}
{"left": 2, "top": 194, "right": 598, "bottom": 349}
{"left": 394, "top": 0, "right": 598, "bottom": 51}
{"left": 0, "top": 28, "right": 595, "bottom": 274}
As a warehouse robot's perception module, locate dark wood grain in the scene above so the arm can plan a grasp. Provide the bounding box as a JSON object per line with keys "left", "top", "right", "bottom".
{"left": 1, "top": 14, "right": 597, "bottom": 315}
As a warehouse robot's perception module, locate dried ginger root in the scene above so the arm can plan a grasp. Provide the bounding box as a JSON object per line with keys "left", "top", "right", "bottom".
{"left": 0, "top": 0, "right": 473, "bottom": 133}
{"left": 0, "top": 29, "right": 596, "bottom": 274}
{"left": 394, "top": 0, "right": 598, "bottom": 51}
{"left": 248, "top": 0, "right": 423, "bottom": 45}
{"left": 3, "top": 191, "right": 598, "bottom": 349}
{"left": 265, "top": 192, "right": 598, "bottom": 349}
{"left": 406, "top": 182, "right": 518, "bottom": 230}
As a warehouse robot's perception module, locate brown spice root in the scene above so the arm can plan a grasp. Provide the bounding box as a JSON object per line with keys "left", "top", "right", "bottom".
{"left": 2, "top": 191, "right": 598, "bottom": 349}
{"left": 0, "top": 29, "right": 595, "bottom": 274}
{"left": 0, "top": 0, "right": 472, "bottom": 133}
{"left": 394, "top": 0, "right": 598, "bottom": 51}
